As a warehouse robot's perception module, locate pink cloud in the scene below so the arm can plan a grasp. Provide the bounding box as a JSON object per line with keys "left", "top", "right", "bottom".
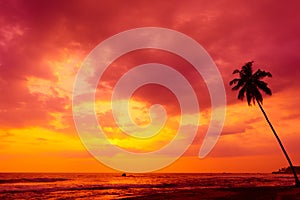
{"left": 1, "top": 0, "right": 299, "bottom": 136}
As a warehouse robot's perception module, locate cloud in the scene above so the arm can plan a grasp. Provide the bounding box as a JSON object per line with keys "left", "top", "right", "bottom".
{"left": 2, "top": 0, "right": 300, "bottom": 128}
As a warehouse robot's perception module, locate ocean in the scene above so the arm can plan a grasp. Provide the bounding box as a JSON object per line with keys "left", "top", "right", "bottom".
{"left": 0, "top": 173, "right": 296, "bottom": 199}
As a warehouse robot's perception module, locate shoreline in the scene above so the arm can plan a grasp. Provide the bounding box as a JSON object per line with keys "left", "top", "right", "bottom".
{"left": 122, "top": 186, "right": 300, "bottom": 200}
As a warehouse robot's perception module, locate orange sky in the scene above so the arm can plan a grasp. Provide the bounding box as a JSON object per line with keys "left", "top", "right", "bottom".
{"left": 0, "top": 0, "right": 300, "bottom": 173}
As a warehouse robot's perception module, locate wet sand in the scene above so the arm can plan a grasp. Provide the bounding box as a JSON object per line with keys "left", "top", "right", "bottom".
{"left": 123, "top": 186, "right": 300, "bottom": 200}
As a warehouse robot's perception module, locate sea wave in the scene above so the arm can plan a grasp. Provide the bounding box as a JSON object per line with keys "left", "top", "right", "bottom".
{"left": 0, "top": 173, "right": 296, "bottom": 199}
{"left": 0, "top": 178, "right": 69, "bottom": 184}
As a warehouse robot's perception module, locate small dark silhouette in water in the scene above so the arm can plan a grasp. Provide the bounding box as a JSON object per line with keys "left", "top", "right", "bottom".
{"left": 122, "top": 173, "right": 126, "bottom": 177}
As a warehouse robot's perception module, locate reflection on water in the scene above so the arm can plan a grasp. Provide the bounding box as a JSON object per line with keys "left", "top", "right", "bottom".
{"left": 0, "top": 173, "right": 295, "bottom": 199}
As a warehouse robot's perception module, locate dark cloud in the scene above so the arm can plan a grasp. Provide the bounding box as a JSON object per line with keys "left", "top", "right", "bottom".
{"left": 1, "top": 0, "right": 300, "bottom": 130}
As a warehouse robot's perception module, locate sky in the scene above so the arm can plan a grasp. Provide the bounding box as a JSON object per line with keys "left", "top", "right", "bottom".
{"left": 1, "top": 0, "right": 300, "bottom": 173}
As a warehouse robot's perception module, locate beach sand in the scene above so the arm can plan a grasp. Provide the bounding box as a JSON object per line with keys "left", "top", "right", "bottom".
{"left": 123, "top": 186, "right": 300, "bottom": 200}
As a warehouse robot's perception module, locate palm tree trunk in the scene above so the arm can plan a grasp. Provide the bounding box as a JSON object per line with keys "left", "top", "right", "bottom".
{"left": 257, "top": 100, "right": 300, "bottom": 187}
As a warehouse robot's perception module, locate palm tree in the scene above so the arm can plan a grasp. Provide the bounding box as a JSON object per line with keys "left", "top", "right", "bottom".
{"left": 229, "top": 61, "right": 300, "bottom": 187}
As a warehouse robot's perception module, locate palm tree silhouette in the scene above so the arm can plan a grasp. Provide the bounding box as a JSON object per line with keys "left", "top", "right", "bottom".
{"left": 229, "top": 61, "right": 300, "bottom": 187}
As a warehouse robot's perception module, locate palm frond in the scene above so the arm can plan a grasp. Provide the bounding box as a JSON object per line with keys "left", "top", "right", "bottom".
{"left": 237, "top": 86, "right": 246, "bottom": 100}
{"left": 256, "top": 80, "right": 272, "bottom": 96}
{"left": 229, "top": 78, "right": 241, "bottom": 86}
{"left": 246, "top": 90, "right": 253, "bottom": 106}
{"left": 261, "top": 71, "right": 272, "bottom": 78}
{"left": 246, "top": 61, "right": 254, "bottom": 66}
{"left": 241, "top": 61, "right": 254, "bottom": 76}
{"left": 232, "top": 69, "right": 240, "bottom": 74}
{"left": 231, "top": 79, "right": 244, "bottom": 90}
{"left": 253, "top": 69, "right": 272, "bottom": 80}
{"left": 253, "top": 86, "right": 263, "bottom": 104}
